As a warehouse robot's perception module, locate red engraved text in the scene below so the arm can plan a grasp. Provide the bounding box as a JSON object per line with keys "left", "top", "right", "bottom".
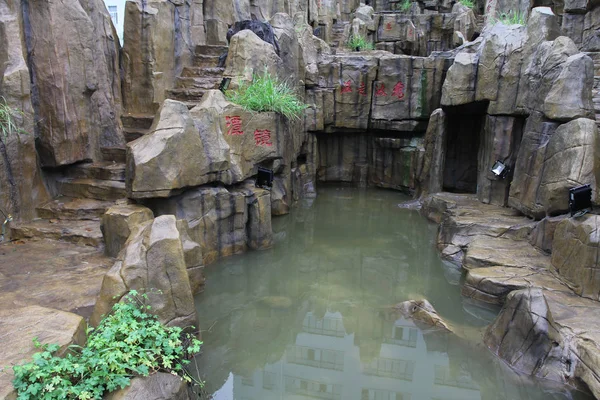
{"left": 358, "top": 82, "right": 367, "bottom": 96}
{"left": 226, "top": 116, "right": 244, "bottom": 136}
{"left": 341, "top": 80, "right": 353, "bottom": 94}
{"left": 254, "top": 129, "right": 273, "bottom": 147}
{"left": 385, "top": 22, "right": 393, "bottom": 30}
{"left": 375, "top": 83, "right": 388, "bottom": 97}
{"left": 392, "top": 81, "right": 405, "bottom": 100}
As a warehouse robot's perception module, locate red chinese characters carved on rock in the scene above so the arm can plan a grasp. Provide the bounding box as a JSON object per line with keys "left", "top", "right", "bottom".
{"left": 392, "top": 81, "right": 405, "bottom": 100}
{"left": 385, "top": 22, "right": 393, "bottom": 31}
{"left": 358, "top": 82, "right": 367, "bottom": 96}
{"left": 341, "top": 80, "right": 353, "bottom": 94}
{"left": 254, "top": 129, "right": 273, "bottom": 147}
{"left": 226, "top": 116, "right": 244, "bottom": 135}
{"left": 375, "top": 83, "right": 388, "bottom": 97}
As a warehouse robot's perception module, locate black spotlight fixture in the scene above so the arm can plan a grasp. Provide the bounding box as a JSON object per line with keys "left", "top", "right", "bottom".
{"left": 491, "top": 160, "right": 509, "bottom": 179}
{"left": 569, "top": 184, "right": 592, "bottom": 217}
{"left": 255, "top": 167, "right": 274, "bottom": 190}
{"left": 219, "top": 77, "right": 232, "bottom": 93}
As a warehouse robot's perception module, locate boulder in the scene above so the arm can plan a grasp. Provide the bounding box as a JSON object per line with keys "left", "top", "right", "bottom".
{"left": 516, "top": 37, "right": 579, "bottom": 115}
{"left": 543, "top": 53, "right": 595, "bottom": 120}
{"left": 295, "top": 15, "right": 331, "bottom": 86}
{"left": 176, "top": 220, "right": 205, "bottom": 295}
{"left": 0, "top": 306, "right": 87, "bottom": 399}
{"left": 90, "top": 215, "right": 197, "bottom": 329}
{"left": 126, "top": 99, "right": 230, "bottom": 199}
{"left": 392, "top": 299, "right": 452, "bottom": 332}
{"left": 484, "top": 288, "right": 572, "bottom": 384}
{"left": 226, "top": 20, "right": 280, "bottom": 55}
{"left": 204, "top": 0, "right": 251, "bottom": 45}
{"left": 415, "top": 108, "right": 446, "bottom": 197}
{"left": 101, "top": 205, "right": 154, "bottom": 257}
{"left": 234, "top": 184, "right": 273, "bottom": 250}
{"left": 529, "top": 215, "right": 568, "bottom": 253}
{"left": 475, "top": 23, "right": 527, "bottom": 115}
{"left": 509, "top": 117, "right": 600, "bottom": 219}
{"left": 104, "top": 372, "right": 191, "bottom": 400}
{"left": 122, "top": 0, "right": 195, "bottom": 115}
{"left": 552, "top": 215, "right": 600, "bottom": 300}
{"left": 148, "top": 186, "right": 248, "bottom": 265}
{"left": 191, "top": 90, "right": 287, "bottom": 183}
{"left": 371, "top": 54, "right": 450, "bottom": 125}
{"left": 224, "top": 30, "right": 284, "bottom": 86}
{"left": 271, "top": 175, "right": 291, "bottom": 215}
{"left": 440, "top": 50, "right": 479, "bottom": 106}
{"left": 22, "top": 0, "right": 124, "bottom": 166}
{"left": 271, "top": 13, "right": 305, "bottom": 87}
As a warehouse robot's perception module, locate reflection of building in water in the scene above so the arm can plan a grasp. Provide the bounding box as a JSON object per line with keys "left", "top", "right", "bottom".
{"left": 229, "top": 312, "right": 481, "bottom": 400}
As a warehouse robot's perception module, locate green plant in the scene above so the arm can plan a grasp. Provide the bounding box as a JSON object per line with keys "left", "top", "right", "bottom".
{"left": 0, "top": 97, "right": 25, "bottom": 139}
{"left": 400, "top": 0, "right": 412, "bottom": 12}
{"left": 458, "top": 0, "right": 475, "bottom": 8}
{"left": 347, "top": 34, "right": 375, "bottom": 51}
{"left": 226, "top": 71, "right": 307, "bottom": 120}
{"left": 12, "top": 291, "right": 203, "bottom": 400}
{"left": 493, "top": 10, "right": 526, "bottom": 25}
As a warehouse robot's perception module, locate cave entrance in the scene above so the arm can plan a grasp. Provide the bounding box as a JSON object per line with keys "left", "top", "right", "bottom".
{"left": 442, "top": 102, "right": 488, "bottom": 194}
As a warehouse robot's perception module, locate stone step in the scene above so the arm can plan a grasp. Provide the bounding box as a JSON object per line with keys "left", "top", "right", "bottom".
{"left": 195, "top": 44, "right": 228, "bottom": 57}
{"left": 193, "top": 54, "right": 222, "bottom": 68}
{"left": 101, "top": 146, "right": 126, "bottom": 163}
{"left": 10, "top": 219, "right": 103, "bottom": 247}
{"left": 175, "top": 76, "right": 222, "bottom": 90}
{"left": 166, "top": 88, "right": 208, "bottom": 102}
{"left": 180, "top": 66, "right": 225, "bottom": 78}
{"left": 57, "top": 177, "right": 126, "bottom": 201}
{"left": 36, "top": 196, "right": 115, "bottom": 220}
{"left": 66, "top": 161, "right": 125, "bottom": 182}
{"left": 124, "top": 127, "right": 148, "bottom": 142}
{"left": 121, "top": 114, "right": 154, "bottom": 130}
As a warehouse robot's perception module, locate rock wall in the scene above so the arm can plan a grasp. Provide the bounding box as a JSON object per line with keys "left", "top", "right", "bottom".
{"left": 122, "top": 0, "right": 196, "bottom": 116}
{"left": 0, "top": 0, "right": 49, "bottom": 220}
{"left": 416, "top": 7, "right": 598, "bottom": 213}
{"left": 22, "top": 0, "right": 124, "bottom": 167}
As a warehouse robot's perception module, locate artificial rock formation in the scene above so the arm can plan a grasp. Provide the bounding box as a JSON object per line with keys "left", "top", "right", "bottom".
{"left": 91, "top": 215, "right": 198, "bottom": 329}
{"left": 105, "top": 372, "right": 191, "bottom": 400}
{"left": 23, "top": 0, "right": 124, "bottom": 166}
{"left": 0, "top": 306, "right": 87, "bottom": 399}
{"left": 101, "top": 204, "right": 155, "bottom": 257}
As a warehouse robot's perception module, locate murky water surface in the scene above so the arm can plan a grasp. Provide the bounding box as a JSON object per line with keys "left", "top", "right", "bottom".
{"left": 194, "top": 186, "right": 592, "bottom": 400}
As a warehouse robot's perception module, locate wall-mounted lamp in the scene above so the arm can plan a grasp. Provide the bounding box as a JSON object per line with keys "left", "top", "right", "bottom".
{"left": 219, "top": 78, "right": 232, "bottom": 93}
{"left": 569, "top": 184, "right": 592, "bottom": 217}
{"left": 256, "top": 167, "right": 274, "bottom": 190}
{"left": 491, "top": 160, "right": 508, "bottom": 179}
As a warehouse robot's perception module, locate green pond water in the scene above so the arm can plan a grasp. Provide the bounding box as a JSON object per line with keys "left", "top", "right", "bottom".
{"left": 193, "top": 185, "right": 592, "bottom": 400}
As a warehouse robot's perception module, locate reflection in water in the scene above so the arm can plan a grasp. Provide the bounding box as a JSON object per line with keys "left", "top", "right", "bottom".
{"left": 193, "top": 186, "right": 591, "bottom": 400}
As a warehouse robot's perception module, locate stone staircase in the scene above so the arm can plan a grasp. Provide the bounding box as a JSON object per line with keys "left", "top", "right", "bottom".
{"left": 166, "top": 45, "right": 228, "bottom": 108}
{"left": 330, "top": 21, "right": 349, "bottom": 49}
{"left": 11, "top": 152, "right": 127, "bottom": 247}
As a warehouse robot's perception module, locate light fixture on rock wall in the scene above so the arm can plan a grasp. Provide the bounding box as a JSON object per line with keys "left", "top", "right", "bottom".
{"left": 569, "top": 184, "right": 592, "bottom": 217}
{"left": 219, "top": 78, "right": 232, "bottom": 93}
{"left": 491, "top": 160, "right": 508, "bottom": 179}
{"left": 256, "top": 167, "right": 274, "bottom": 190}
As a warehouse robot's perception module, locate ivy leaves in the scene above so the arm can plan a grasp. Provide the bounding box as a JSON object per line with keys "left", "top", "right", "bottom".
{"left": 12, "top": 291, "right": 203, "bottom": 399}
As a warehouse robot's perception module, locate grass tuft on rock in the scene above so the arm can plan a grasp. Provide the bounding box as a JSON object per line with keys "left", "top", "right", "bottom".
{"left": 400, "top": 0, "right": 412, "bottom": 11}
{"left": 458, "top": 0, "right": 475, "bottom": 8}
{"left": 493, "top": 10, "right": 527, "bottom": 25}
{"left": 347, "top": 34, "right": 375, "bottom": 51}
{"left": 0, "top": 97, "right": 25, "bottom": 139}
{"left": 226, "top": 72, "right": 307, "bottom": 120}
{"left": 12, "top": 290, "right": 203, "bottom": 400}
